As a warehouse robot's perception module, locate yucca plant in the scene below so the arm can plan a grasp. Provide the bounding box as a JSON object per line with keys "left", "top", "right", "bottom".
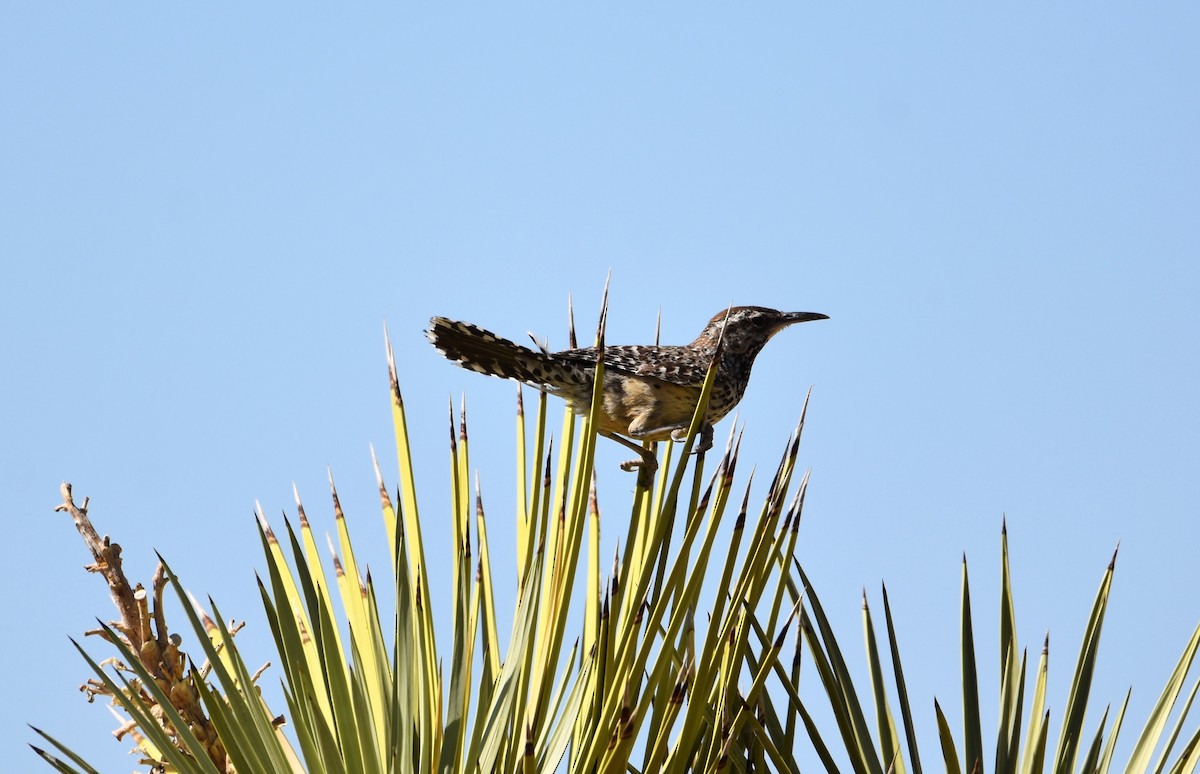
{"left": 32, "top": 299, "right": 815, "bottom": 772}
{"left": 31, "top": 301, "right": 1200, "bottom": 773}
{"left": 798, "top": 530, "right": 1200, "bottom": 774}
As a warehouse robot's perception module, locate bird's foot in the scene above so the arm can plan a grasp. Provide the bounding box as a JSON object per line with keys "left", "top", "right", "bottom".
{"left": 602, "top": 431, "right": 660, "bottom": 488}
{"left": 620, "top": 453, "right": 659, "bottom": 489}
{"left": 669, "top": 422, "right": 714, "bottom": 454}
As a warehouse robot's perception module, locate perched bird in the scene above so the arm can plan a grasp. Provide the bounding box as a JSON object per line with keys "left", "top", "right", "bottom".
{"left": 427, "top": 306, "right": 827, "bottom": 484}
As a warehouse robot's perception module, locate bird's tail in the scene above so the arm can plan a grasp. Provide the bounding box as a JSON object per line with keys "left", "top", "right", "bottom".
{"left": 427, "top": 317, "right": 569, "bottom": 387}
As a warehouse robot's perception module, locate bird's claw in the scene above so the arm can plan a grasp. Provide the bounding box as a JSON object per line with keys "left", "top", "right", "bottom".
{"left": 670, "top": 423, "right": 714, "bottom": 455}
{"left": 620, "top": 455, "right": 659, "bottom": 489}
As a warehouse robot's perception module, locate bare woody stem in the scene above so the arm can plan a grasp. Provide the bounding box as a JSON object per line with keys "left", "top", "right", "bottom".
{"left": 55, "top": 481, "right": 144, "bottom": 651}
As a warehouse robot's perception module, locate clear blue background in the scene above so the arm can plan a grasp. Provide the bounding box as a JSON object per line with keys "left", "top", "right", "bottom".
{"left": 3, "top": 5, "right": 1197, "bottom": 771}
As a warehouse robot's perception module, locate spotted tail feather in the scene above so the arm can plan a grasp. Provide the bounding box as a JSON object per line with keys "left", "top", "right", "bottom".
{"left": 427, "top": 316, "right": 584, "bottom": 389}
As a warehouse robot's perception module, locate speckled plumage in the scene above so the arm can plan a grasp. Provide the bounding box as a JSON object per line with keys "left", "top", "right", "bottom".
{"left": 427, "top": 306, "right": 827, "bottom": 482}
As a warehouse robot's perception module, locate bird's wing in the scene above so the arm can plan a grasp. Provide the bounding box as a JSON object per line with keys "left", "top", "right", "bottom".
{"left": 557, "top": 345, "right": 711, "bottom": 386}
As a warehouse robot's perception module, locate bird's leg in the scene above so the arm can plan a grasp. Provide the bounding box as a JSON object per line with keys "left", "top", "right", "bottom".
{"left": 634, "top": 421, "right": 715, "bottom": 455}
{"left": 601, "top": 431, "right": 658, "bottom": 488}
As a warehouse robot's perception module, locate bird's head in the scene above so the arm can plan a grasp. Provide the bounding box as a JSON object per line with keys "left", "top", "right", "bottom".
{"left": 695, "top": 306, "right": 828, "bottom": 355}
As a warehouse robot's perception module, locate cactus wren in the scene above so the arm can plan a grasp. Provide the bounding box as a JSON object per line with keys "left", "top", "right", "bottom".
{"left": 427, "top": 306, "right": 828, "bottom": 484}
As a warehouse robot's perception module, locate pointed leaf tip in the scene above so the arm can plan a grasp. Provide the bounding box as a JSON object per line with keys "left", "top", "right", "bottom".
{"left": 774, "top": 622, "right": 790, "bottom": 649}
{"left": 567, "top": 291, "right": 578, "bottom": 349}
{"left": 370, "top": 444, "right": 384, "bottom": 485}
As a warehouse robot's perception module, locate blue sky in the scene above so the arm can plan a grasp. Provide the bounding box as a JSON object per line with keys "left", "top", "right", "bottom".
{"left": 3, "top": 5, "right": 1198, "bottom": 771}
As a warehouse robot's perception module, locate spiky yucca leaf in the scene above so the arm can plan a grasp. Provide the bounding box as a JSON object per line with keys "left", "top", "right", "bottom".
{"left": 799, "top": 527, "right": 1200, "bottom": 774}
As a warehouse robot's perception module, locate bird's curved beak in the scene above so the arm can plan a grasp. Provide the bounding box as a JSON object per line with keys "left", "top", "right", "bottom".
{"left": 778, "top": 311, "right": 829, "bottom": 330}
{"left": 785, "top": 311, "right": 829, "bottom": 323}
